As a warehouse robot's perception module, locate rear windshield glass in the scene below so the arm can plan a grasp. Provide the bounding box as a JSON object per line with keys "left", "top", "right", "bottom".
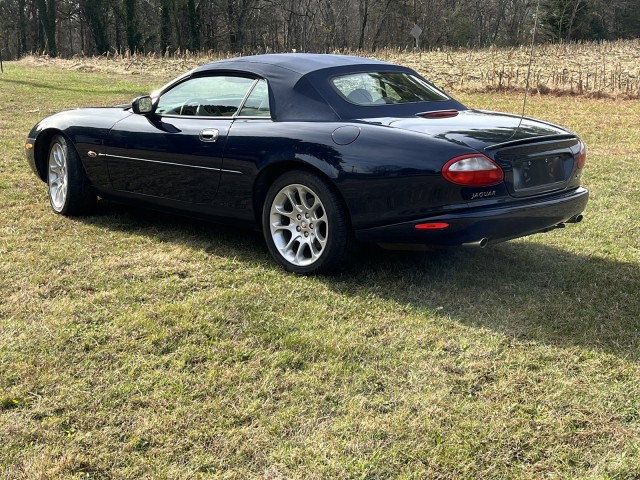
{"left": 331, "top": 72, "right": 449, "bottom": 105}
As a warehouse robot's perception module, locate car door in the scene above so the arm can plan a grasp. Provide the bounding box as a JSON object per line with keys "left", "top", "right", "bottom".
{"left": 104, "top": 74, "right": 257, "bottom": 204}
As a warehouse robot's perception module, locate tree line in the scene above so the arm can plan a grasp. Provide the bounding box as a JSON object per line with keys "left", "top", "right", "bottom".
{"left": 0, "top": 0, "right": 638, "bottom": 60}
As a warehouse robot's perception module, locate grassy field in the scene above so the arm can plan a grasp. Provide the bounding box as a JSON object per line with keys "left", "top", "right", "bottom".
{"left": 0, "top": 59, "right": 639, "bottom": 479}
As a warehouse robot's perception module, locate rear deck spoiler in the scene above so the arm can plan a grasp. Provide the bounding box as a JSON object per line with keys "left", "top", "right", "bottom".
{"left": 485, "top": 134, "right": 578, "bottom": 151}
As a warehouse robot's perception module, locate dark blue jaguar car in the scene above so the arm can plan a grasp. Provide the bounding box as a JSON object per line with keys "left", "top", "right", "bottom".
{"left": 26, "top": 54, "right": 588, "bottom": 273}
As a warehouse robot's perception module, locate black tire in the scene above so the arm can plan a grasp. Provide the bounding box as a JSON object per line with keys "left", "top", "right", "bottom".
{"left": 46, "top": 134, "right": 96, "bottom": 216}
{"left": 262, "top": 170, "right": 353, "bottom": 274}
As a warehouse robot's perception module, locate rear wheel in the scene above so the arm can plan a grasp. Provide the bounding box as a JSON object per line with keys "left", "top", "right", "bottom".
{"left": 47, "top": 134, "right": 96, "bottom": 216}
{"left": 262, "top": 170, "right": 352, "bottom": 274}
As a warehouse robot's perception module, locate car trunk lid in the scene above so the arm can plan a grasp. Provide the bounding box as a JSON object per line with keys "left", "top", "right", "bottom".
{"left": 385, "top": 109, "right": 570, "bottom": 150}
{"left": 382, "top": 109, "right": 582, "bottom": 197}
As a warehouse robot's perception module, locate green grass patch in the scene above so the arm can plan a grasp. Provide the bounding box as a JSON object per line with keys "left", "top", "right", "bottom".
{"left": 0, "top": 62, "right": 639, "bottom": 479}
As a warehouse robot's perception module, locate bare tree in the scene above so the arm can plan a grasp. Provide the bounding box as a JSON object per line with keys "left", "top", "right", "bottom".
{"left": 36, "top": 0, "right": 57, "bottom": 55}
{"left": 0, "top": 0, "right": 638, "bottom": 59}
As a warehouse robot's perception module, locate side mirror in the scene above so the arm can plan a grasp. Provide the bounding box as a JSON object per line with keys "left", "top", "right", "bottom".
{"left": 132, "top": 95, "right": 154, "bottom": 115}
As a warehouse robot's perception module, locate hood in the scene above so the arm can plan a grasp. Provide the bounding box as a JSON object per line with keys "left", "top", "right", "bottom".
{"left": 29, "top": 107, "right": 133, "bottom": 138}
{"left": 384, "top": 109, "right": 573, "bottom": 151}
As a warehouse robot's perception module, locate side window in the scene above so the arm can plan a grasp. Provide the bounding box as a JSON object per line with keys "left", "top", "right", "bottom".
{"left": 332, "top": 74, "right": 385, "bottom": 104}
{"left": 331, "top": 72, "right": 449, "bottom": 105}
{"left": 156, "top": 76, "right": 256, "bottom": 117}
{"left": 238, "top": 79, "right": 270, "bottom": 117}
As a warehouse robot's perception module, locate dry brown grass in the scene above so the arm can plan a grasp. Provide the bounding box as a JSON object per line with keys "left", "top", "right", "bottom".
{"left": 381, "top": 39, "right": 640, "bottom": 99}
{"left": 20, "top": 39, "right": 640, "bottom": 99}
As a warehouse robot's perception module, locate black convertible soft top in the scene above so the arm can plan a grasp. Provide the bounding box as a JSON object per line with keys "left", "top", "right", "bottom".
{"left": 190, "top": 54, "right": 465, "bottom": 122}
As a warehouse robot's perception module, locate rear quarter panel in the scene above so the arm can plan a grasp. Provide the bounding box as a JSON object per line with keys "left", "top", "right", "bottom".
{"left": 222, "top": 120, "right": 478, "bottom": 229}
{"left": 334, "top": 123, "right": 481, "bottom": 228}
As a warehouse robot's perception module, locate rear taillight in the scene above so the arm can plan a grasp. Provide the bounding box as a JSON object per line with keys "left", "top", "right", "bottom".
{"left": 577, "top": 141, "right": 587, "bottom": 169}
{"left": 442, "top": 154, "right": 504, "bottom": 187}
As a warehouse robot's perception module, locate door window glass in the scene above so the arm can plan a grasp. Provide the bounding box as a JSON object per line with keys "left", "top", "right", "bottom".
{"left": 238, "top": 79, "right": 271, "bottom": 117}
{"left": 156, "top": 76, "right": 255, "bottom": 117}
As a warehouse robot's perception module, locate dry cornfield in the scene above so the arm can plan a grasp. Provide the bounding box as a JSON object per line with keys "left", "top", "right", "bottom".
{"left": 382, "top": 39, "right": 640, "bottom": 99}
{"left": 20, "top": 39, "right": 640, "bottom": 99}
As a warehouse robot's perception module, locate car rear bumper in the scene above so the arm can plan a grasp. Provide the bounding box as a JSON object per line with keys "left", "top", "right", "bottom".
{"left": 354, "top": 187, "right": 589, "bottom": 246}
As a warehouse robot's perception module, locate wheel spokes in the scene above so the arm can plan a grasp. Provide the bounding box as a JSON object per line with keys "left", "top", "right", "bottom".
{"left": 48, "top": 143, "right": 68, "bottom": 211}
{"left": 294, "top": 242, "right": 309, "bottom": 264}
{"left": 273, "top": 203, "right": 297, "bottom": 220}
{"left": 297, "top": 186, "right": 314, "bottom": 210}
{"left": 59, "top": 183, "right": 67, "bottom": 203}
{"left": 284, "top": 189, "right": 303, "bottom": 214}
{"left": 270, "top": 183, "right": 328, "bottom": 267}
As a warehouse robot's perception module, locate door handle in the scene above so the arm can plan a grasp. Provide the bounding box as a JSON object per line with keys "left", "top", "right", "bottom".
{"left": 199, "top": 128, "right": 219, "bottom": 142}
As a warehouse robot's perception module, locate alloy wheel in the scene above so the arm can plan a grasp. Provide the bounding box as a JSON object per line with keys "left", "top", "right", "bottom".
{"left": 48, "top": 142, "right": 68, "bottom": 212}
{"left": 269, "top": 183, "right": 328, "bottom": 267}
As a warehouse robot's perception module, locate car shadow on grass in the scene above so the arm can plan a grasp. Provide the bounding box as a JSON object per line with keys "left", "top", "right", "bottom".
{"left": 83, "top": 199, "right": 640, "bottom": 360}
{"left": 337, "top": 244, "right": 639, "bottom": 359}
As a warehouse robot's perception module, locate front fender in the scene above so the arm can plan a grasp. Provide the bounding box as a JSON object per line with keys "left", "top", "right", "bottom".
{"left": 26, "top": 108, "right": 132, "bottom": 186}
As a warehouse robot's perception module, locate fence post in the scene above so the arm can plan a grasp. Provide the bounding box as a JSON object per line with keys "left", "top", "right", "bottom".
{"left": 0, "top": 48, "right": 4, "bottom": 73}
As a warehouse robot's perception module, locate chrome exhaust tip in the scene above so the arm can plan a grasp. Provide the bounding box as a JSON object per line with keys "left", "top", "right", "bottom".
{"left": 463, "top": 238, "right": 488, "bottom": 248}
{"left": 567, "top": 214, "right": 584, "bottom": 224}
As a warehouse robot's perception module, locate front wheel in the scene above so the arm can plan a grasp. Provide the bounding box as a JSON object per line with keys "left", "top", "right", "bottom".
{"left": 262, "top": 171, "right": 353, "bottom": 274}
{"left": 47, "top": 134, "right": 96, "bottom": 216}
